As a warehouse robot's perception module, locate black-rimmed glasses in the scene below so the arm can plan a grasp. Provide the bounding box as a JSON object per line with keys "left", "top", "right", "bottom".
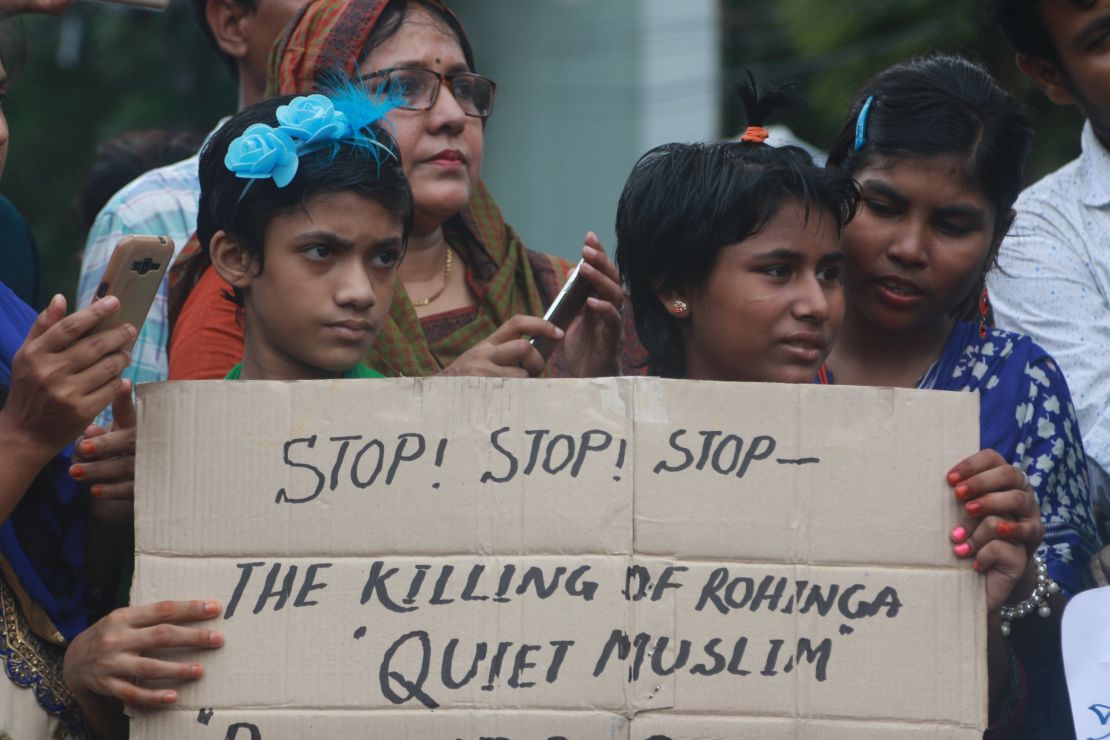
{"left": 359, "top": 67, "right": 497, "bottom": 119}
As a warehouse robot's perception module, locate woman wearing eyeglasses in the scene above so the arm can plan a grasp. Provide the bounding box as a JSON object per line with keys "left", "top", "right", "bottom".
{"left": 167, "top": 0, "right": 633, "bottom": 380}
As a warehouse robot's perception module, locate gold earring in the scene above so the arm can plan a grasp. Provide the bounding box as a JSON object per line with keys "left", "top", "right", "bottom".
{"left": 671, "top": 300, "right": 688, "bottom": 314}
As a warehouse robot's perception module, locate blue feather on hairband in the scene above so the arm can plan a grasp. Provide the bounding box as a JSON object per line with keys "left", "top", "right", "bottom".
{"left": 224, "top": 72, "right": 407, "bottom": 189}
{"left": 319, "top": 71, "right": 407, "bottom": 165}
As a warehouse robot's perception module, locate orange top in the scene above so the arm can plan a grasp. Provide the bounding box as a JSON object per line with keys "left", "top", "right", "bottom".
{"left": 168, "top": 266, "right": 244, "bottom": 380}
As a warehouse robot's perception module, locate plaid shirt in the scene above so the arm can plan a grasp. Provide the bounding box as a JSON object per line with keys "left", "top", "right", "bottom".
{"left": 76, "top": 124, "right": 223, "bottom": 424}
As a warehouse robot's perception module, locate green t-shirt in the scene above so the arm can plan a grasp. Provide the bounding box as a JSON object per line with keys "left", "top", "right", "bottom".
{"left": 224, "top": 363, "right": 385, "bottom": 379}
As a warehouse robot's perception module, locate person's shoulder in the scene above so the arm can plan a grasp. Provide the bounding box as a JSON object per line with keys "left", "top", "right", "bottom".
{"left": 1015, "top": 154, "right": 1083, "bottom": 211}
{"left": 981, "top": 326, "right": 1065, "bottom": 387}
{"left": 0, "top": 193, "right": 23, "bottom": 218}
{"left": 354, "top": 364, "right": 385, "bottom": 379}
{"left": 98, "top": 153, "right": 201, "bottom": 221}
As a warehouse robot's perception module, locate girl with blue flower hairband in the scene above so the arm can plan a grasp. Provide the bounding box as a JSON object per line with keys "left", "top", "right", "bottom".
{"left": 823, "top": 54, "right": 1101, "bottom": 737}
{"left": 201, "top": 86, "right": 414, "bottom": 381}
{"left": 53, "top": 87, "right": 417, "bottom": 738}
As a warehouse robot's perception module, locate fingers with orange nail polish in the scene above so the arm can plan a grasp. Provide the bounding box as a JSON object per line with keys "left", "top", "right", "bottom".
{"left": 996, "top": 521, "right": 1015, "bottom": 538}
{"left": 965, "top": 501, "right": 983, "bottom": 516}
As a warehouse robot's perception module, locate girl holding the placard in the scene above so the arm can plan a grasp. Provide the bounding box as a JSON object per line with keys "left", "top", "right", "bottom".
{"left": 822, "top": 55, "right": 1101, "bottom": 737}
{"left": 615, "top": 67, "right": 1095, "bottom": 736}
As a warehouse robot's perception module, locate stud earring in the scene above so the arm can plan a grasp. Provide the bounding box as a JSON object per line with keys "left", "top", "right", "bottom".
{"left": 671, "top": 300, "right": 688, "bottom": 314}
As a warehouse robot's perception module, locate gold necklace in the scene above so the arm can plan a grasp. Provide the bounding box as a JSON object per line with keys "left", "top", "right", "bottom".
{"left": 409, "top": 247, "right": 453, "bottom": 308}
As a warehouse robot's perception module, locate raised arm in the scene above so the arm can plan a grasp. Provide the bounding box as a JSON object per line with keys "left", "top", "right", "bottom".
{"left": 0, "top": 295, "right": 133, "bottom": 525}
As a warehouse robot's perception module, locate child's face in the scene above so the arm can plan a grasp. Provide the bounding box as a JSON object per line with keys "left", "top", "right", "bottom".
{"left": 241, "top": 191, "right": 405, "bottom": 379}
{"left": 841, "top": 155, "right": 996, "bottom": 335}
{"left": 673, "top": 200, "right": 844, "bottom": 384}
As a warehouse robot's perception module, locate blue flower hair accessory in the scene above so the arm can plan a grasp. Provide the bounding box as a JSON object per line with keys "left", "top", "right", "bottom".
{"left": 276, "top": 94, "right": 352, "bottom": 144}
{"left": 853, "top": 94, "right": 875, "bottom": 152}
{"left": 224, "top": 80, "right": 404, "bottom": 189}
{"left": 225, "top": 124, "right": 300, "bottom": 188}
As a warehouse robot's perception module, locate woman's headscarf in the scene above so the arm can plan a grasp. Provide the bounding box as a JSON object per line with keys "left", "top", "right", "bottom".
{"left": 0, "top": 283, "right": 86, "bottom": 644}
{"left": 265, "top": 0, "right": 388, "bottom": 96}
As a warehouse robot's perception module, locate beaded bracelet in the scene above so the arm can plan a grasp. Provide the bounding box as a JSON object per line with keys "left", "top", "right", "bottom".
{"left": 1000, "top": 553, "right": 1059, "bottom": 637}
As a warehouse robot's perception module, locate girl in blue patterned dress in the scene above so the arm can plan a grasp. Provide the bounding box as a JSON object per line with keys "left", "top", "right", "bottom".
{"left": 824, "top": 54, "right": 1102, "bottom": 738}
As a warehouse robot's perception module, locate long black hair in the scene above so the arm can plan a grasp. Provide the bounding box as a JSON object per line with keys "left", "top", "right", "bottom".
{"left": 616, "top": 75, "right": 859, "bottom": 379}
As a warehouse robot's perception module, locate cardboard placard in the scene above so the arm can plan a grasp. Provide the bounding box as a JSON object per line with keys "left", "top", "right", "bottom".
{"left": 131, "top": 377, "right": 986, "bottom": 739}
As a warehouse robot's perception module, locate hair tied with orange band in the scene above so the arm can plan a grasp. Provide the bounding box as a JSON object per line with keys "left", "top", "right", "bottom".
{"left": 733, "top": 70, "right": 803, "bottom": 149}
{"left": 740, "top": 126, "right": 770, "bottom": 144}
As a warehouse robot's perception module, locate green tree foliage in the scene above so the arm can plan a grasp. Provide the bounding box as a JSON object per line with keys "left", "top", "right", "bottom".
{"left": 722, "top": 0, "right": 1083, "bottom": 181}
{"left": 0, "top": 1, "right": 1091, "bottom": 303}
{"left": 3, "top": 1, "right": 234, "bottom": 307}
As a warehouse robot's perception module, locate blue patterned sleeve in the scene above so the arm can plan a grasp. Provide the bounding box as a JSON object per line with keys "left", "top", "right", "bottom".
{"left": 1014, "top": 354, "right": 1102, "bottom": 595}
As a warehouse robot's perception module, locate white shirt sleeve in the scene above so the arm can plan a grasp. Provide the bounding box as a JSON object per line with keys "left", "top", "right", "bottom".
{"left": 989, "top": 199, "right": 1110, "bottom": 513}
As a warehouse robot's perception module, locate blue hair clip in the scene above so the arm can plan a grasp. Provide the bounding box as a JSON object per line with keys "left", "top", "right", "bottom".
{"left": 224, "top": 81, "right": 404, "bottom": 188}
{"left": 854, "top": 95, "right": 875, "bottom": 152}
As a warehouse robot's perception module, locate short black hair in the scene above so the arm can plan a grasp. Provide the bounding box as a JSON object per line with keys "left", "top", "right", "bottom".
{"left": 191, "top": 0, "right": 259, "bottom": 79}
{"left": 616, "top": 78, "right": 859, "bottom": 379}
{"left": 986, "top": 0, "right": 1096, "bottom": 63}
{"left": 359, "top": 0, "right": 477, "bottom": 72}
{"left": 196, "top": 93, "right": 414, "bottom": 305}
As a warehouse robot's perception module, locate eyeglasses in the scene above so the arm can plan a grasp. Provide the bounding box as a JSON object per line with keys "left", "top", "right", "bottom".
{"left": 359, "top": 67, "right": 497, "bottom": 119}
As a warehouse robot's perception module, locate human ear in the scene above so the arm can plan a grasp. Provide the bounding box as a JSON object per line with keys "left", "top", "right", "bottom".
{"left": 210, "top": 231, "right": 256, "bottom": 290}
{"left": 656, "top": 289, "right": 691, "bottom": 319}
{"left": 206, "top": 0, "right": 252, "bottom": 62}
{"left": 1016, "top": 53, "right": 1075, "bottom": 106}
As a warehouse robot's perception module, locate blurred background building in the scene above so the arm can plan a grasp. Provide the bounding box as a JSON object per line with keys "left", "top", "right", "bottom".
{"left": 4, "top": 0, "right": 1084, "bottom": 306}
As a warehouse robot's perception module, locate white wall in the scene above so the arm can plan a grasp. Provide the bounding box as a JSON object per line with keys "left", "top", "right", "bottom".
{"left": 451, "top": 0, "right": 720, "bottom": 262}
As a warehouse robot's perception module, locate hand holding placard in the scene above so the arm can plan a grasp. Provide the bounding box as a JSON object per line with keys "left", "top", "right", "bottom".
{"left": 131, "top": 377, "right": 986, "bottom": 739}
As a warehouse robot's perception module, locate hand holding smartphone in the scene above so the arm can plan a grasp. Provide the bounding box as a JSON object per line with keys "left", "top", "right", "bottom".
{"left": 92, "top": 235, "right": 174, "bottom": 339}
{"left": 530, "top": 259, "right": 593, "bottom": 360}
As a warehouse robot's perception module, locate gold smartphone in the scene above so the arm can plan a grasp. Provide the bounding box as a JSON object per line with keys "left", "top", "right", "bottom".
{"left": 92, "top": 235, "right": 174, "bottom": 338}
